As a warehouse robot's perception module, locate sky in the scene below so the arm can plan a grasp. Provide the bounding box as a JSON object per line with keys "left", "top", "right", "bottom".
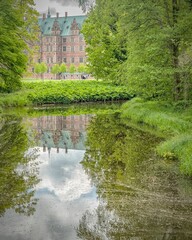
{"left": 34, "top": 0, "right": 85, "bottom": 17}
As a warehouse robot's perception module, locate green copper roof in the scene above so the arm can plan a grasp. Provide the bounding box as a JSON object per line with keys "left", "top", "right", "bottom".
{"left": 38, "top": 15, "right": 87, "bottom": 36}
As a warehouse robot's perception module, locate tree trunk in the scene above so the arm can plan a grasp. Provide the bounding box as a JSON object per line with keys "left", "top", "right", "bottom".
{"left": 172, "top": 0, "right": 181, "bottom": 101}
{"left": 172, "top": 42, "right": 181, "bottom": 101}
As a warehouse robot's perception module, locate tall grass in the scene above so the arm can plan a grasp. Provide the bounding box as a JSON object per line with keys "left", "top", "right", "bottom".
{"left": 121, "top": 98, "right": 192, "bottom": 175}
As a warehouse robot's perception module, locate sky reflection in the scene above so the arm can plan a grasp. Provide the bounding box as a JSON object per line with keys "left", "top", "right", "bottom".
{"left": 0, "top": 148, "right": 98, "bottom": 240}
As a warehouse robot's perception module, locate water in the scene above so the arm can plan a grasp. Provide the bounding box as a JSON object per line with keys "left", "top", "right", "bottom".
{"left": 0, "top": 104, "right": 192, "bottom": 239}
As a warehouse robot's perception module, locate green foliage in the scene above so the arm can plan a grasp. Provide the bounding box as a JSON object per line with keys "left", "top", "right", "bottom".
{"left": 34, "top": 63, "right": 41, "bottom": 74}
{"left": 23, "top": 80, "right": 132, "bottom": 105}
{"left": 78, "top": 64, "right": 86, "bottom": 73}
{"left": 82, "top": 0, "right": 127, "bottom": 82}
{"left": 60, "top": 63, "right": 67, "bottom": 73}
{"left": 51, "top": 64, "right": 60, "bottom": 74}
{"left": 121, "top": 99, "right": 192, "bottom": 175}
{"left": 0, "top": 80, "right": 132, "bottom": 107}
{"left": 34, "top": 63, "right": 48, "bottom": 79}
{"left": 0, "top": 115, "right": 39, "bottom": 216}
{"left": 157, "top": 135, "right": 192, "bottom": 175}
{"left": 69, "top": 64, "right": 76, "bottom": 74}
{"left": 0, "top": 0, "right": 38, "bottom": 92}
{"left": 83, "top": 0, "right": 192, "bottom": 102}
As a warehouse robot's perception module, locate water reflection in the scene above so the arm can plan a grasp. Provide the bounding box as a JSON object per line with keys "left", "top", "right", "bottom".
{"left": 0, "top": 113, "right": 97, "bottom": 240}
{"left": 0, "top": 115, "right": 39, "bottom": 217}
{"left": 29, "top": 115, "right": 91, "bottom": 152}
{"left": 1, "top": 110, "right": 192, "bottom": 239}
{"left": 80, "top": 113, "right": 192, "bottom": 239}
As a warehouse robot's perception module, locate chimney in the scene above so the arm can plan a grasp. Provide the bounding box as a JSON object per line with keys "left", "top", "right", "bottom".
{"left": 43, "top": 13, "right": 46, "bottom": 20}
{"left": 56, "top": 12, "right": 59, "bottom": 18}
{"left": 65, "top": 12, "right": 68, "bottom": 18}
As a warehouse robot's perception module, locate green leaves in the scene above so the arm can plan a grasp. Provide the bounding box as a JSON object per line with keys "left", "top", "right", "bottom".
{"left": 81, "top": 0, "right": 127, "bottom": 82}
{"left": 83, "top": 0, "right": 192, "bottom": 102}
{"left": 0, "top": 0, "right": 38, "bottom": 92}
{"left": 23, "top": 80, "right": 132, "bottom": 105}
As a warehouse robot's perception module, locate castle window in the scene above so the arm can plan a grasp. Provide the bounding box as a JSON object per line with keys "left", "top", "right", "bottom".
{"left": 63, "top": 38, "right": 66, "bottom": 43}
{"left": 71, "top": 46, "right": 74, "bottom": 52}
{"left": 79, "top": 36, "right": 84, "bottom": 42}
{"left": 79, "top": 57, "right": 84, "bottom": 63}
{"left": 71, "top": 37, "right": 74, "bottom": 42}
{"left": 63, "top": 46, "right": 66, "bottom": 51}
{"left": 63, "top": 58, "right": 67, "bottom": 63}
{"left": 71, "top": 57, "right": 74, "bottom": 63}
{"left": 79, "top": 45, "right": 83, "bottom": 51}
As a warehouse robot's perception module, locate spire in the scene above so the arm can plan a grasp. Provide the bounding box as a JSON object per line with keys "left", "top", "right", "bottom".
{"left": 47, "top": 7, "right": 51, "bottom": 18}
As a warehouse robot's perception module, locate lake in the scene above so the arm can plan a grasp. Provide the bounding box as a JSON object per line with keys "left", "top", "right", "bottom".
{"left": 0, "top": 103, "right": 192, "bottom": 239}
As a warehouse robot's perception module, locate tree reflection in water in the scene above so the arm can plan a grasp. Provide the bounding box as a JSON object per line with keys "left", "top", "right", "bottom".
{"left": 0, "top": 115, "right": 39, "bottom": 217}
{"left": 78, "top": 113, "right": 192, "bottom": 239}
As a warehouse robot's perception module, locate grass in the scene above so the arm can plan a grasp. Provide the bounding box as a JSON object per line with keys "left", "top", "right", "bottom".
{"left": 121, "top": 98, "right": 192, "bottom": 175}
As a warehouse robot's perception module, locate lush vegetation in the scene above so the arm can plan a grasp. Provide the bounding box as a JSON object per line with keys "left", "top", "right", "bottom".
{"left": 0, "top": 0, "right": 38, "bottom": 92}
{"left": 82, "top": 0, "right": 192, "bottom": 102}
{"left": 0, "top": 80, "right": 132, "bottom": 107}
{"left": 78, "top": 0, "right": 192, "bottom": 175}
{"left": 121, "top": 99, "right": 192, "bottom": 175}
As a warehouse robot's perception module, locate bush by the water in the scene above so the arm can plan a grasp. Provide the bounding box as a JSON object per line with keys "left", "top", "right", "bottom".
{"left": 0, "top": 80, "right": 132, "bottom": 107}
{"left": 24, "top": 80, "right": 132, "bottom": 104}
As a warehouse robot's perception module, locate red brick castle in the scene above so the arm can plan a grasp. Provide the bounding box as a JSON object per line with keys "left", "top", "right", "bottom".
{"left": 32, "top": 9, "right": 87, "bottom": 79}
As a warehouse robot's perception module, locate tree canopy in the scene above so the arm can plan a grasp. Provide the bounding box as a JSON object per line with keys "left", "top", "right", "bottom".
{"left": 0, "top": 0, "right": 38, "bottom": 92}
{"left": 82, "top": 0, "right": 192, "bottom": 102}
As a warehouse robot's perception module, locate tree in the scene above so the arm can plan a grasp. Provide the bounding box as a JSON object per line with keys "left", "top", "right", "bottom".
{"left": 51, "top": 64, "right": 60, "bottom": 79}
{"left": 83, "top": 0, "right": 192, "bottom": 102}
{"left": 69, "top": 64, "right": 76, "bottom": 78}
{"left": 0, "top": 0, "right": 38, "bottom": 92}
{"left": 59, "top": 63, "right": 67, "bottom": 79}
{"left": 60, "top": 63, "right": 67, "bottom": 74}
{"left": 34, "top": 63, "right": 47, "bottom": 80}
{"left": 118, "top": 0, "right": 192, "bottom": 101}
{"left": 78, "top": 64, "right": 86, "bottom": 73}
{"left": 34, "top": 63, "right": 41, "bottom": 75}
{"left": 81, "top": 0, "right": 127, "bottom": 82}
{"left": 77, "top": 0, "right": 95, "bottom": 12}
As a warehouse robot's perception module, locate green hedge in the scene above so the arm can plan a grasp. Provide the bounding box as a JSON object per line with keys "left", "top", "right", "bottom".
{"left": 23, "top": 80, "right": 132, "bottom": 105}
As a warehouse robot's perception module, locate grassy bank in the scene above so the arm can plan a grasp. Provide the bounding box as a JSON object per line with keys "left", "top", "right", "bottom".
{"left": 0, "top": 80, "right": 132, "bottom": 107}
{"left": 121, "top": 98, "right": 192, "bottom": 175}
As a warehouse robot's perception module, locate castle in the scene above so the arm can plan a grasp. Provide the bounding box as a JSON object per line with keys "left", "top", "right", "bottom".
{"left": 32, "top": 9, "right": 87, "bottom": 79}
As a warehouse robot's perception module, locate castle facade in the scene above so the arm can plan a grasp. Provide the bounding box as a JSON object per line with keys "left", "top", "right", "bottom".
{"left": 32, "top": 10, "right": 87, "bottom": 79}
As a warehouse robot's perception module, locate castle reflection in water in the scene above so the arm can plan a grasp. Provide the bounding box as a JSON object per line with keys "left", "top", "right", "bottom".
{"left": 29, "top": 114, "right": 93, "bottom": 153}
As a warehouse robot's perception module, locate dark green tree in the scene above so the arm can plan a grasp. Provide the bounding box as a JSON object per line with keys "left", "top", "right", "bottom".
{"left": 0, "top": 0, "right": 38, "bottom": 92}
{"left": 82, "top": 0, "right": 127, "bottom": 82}
{"left": 82, "top": 0, "right": 192, "bottom": 102}
{"left": 119, "top": 0, "right": 192, "bottom": 101}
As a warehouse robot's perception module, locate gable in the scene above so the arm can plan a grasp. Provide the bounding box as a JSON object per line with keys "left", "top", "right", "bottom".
{"left": 38, "top": 15, "right": 87, "bottom": 36}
